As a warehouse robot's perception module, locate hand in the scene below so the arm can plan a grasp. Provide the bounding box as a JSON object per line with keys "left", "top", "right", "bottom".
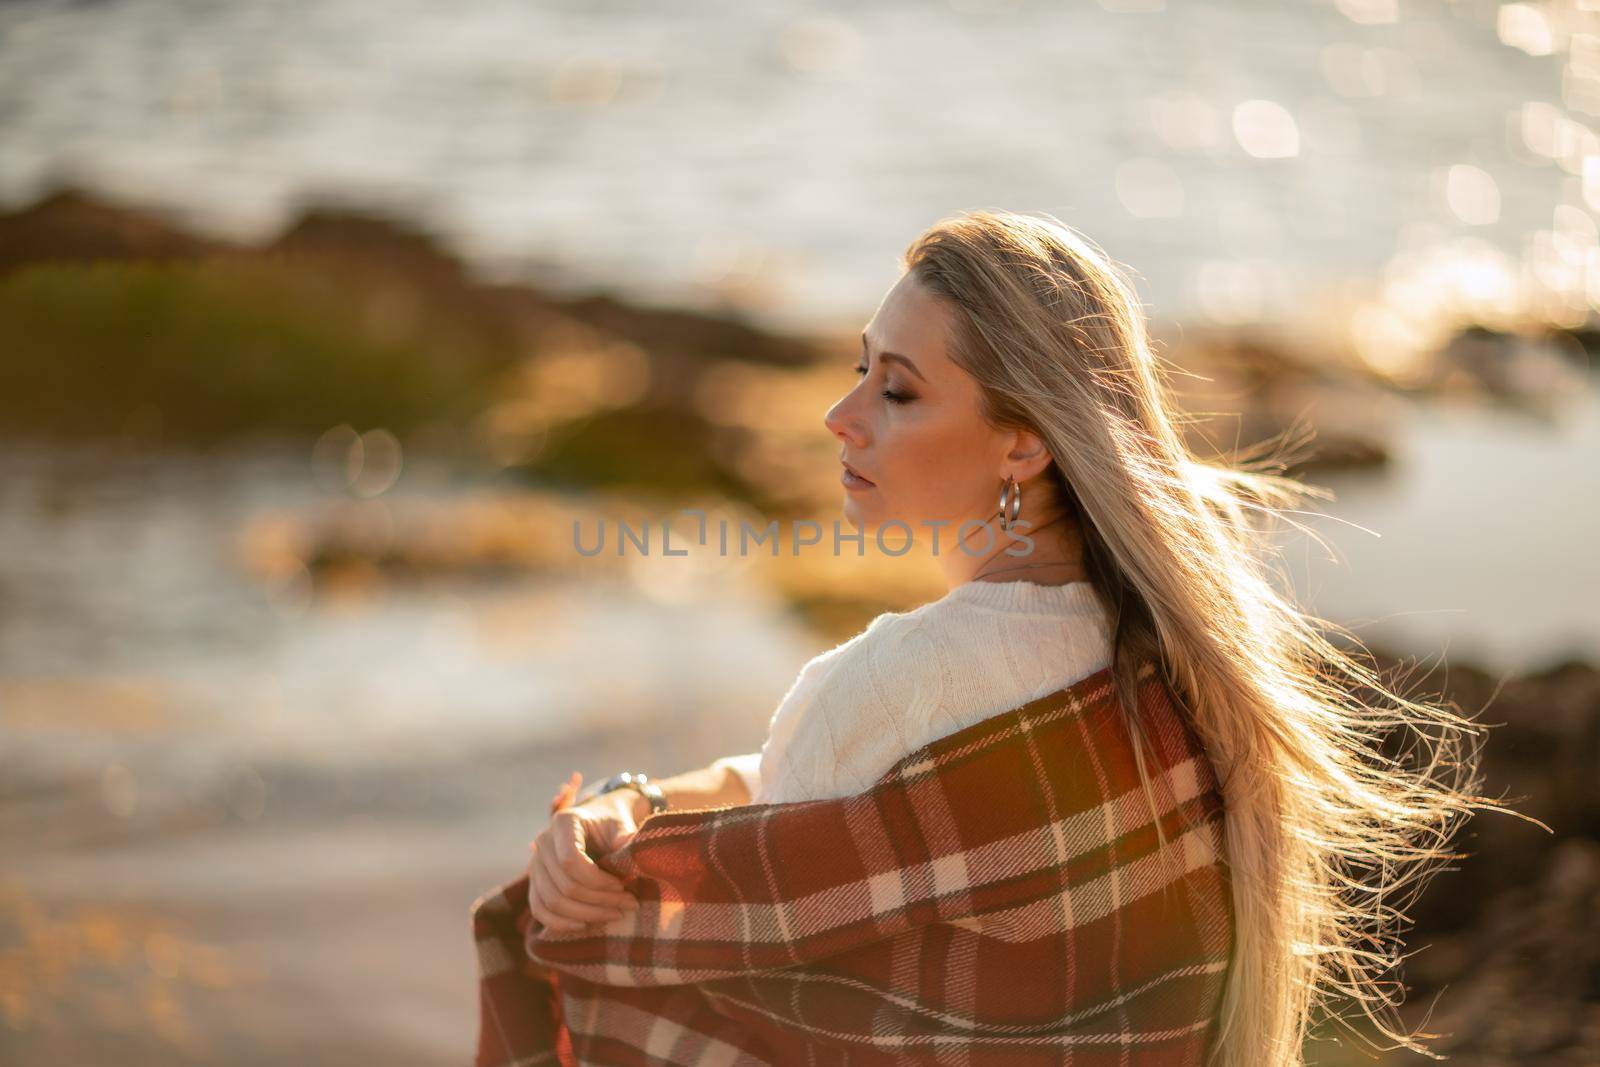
{"left": 527, "top": 786, "right": 643, "bottom": 932}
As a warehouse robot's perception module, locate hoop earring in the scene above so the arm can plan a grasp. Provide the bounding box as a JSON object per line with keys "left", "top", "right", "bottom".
{"left": 997, "top": 474, "right": 1022, "bottom": 532}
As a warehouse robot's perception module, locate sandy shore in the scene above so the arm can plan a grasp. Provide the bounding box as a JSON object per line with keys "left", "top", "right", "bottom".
{"left": 2, "top": 717, "right": 750, "bottom": 1066}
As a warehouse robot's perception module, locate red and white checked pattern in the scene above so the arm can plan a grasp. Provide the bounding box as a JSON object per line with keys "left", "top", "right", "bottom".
{"left": 472, "top": 661, "right": 1232, "bottom": 1066}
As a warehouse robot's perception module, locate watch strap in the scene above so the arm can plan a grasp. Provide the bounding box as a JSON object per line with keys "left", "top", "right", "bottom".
{"left": 573, "top": 771, "right": 668, "bottom": 813}
{"left": 624, "top": 777, "right": 669, "bottom": 814}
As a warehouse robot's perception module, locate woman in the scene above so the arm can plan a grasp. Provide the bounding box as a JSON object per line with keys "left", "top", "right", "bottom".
{"left": 500, "top": 209, "right": 1484, "bottom": 1065}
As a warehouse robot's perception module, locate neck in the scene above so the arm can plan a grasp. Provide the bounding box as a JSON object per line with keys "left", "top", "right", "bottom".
{"left": 941, "top": 510, "right": 1087, "bottom": 590}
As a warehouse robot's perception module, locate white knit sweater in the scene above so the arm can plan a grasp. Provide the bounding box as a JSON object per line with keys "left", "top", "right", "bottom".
{"left": 710, "top": 579, "right": 1114, "bottom": 805}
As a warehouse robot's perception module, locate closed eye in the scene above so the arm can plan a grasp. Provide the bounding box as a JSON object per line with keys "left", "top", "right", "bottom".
{"left": 853, "top": 364, "right": 912, "bottom": 405}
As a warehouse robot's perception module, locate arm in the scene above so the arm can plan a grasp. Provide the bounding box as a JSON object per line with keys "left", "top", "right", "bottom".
{"left": 604, "top": 754, "right": 758, "bottom": 826}
{"left": 529, "top": 782, "right": 959, "bottom": 986}
{"left": 524, "top": 675, "right": 1225, "bottom": 989}
{"left": 525, "top": 756, "right": 760, "bottom": 935}
{"left": 708, "top": 751, "right": 761, "bottom": 804}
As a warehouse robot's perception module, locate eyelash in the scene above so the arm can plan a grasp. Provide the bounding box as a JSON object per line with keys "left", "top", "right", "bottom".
{"left": 853, "top": 364, "right": 912, "bottom": 405}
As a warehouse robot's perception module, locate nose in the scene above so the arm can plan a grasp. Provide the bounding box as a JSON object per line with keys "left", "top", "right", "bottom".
{"left": 824, "top": 391, "right": 866, "bottom": 448}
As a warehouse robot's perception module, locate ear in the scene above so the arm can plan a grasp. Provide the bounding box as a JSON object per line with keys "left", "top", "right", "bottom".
{"left": 1003, "top": 428, "right": 1055, "bottom": 482}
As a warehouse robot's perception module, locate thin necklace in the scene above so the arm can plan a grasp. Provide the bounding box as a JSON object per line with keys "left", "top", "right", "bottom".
{"left": 970, "top": 559, "right": 1079, "bottom": 583}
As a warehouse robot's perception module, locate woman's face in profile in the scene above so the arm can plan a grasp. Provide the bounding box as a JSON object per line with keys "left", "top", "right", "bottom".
{"left": 825, "top": 272, "right": 1013, "bottom": 540}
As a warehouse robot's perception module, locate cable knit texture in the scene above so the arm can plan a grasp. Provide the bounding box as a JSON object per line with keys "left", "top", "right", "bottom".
{"left": 711, "top": 579, "right": 1114, "bottom": 804}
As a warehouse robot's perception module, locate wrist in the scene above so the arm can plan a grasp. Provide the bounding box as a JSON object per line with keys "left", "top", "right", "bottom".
{"left": 629, "top": 789, "right": 652, "bottom": 823}
{"left": 599, "top": 785, "right": 652, "bottom": 824}
{"left": 572, "top": 771, "right": 667, "bottom": 820}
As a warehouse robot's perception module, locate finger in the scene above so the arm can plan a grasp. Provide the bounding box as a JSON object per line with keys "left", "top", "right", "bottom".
{"left": 534, "top": 850, "right": 632, "bottom": 923}
{"left": 540, "top": 831, "right": 633, "bottom": 908}
{"left": 546, "top": 864, "right": 637, "bottom": 911}
{"left": 530, "top": 857, "right": 591, "bottom": 930}
{"left": 529, "top": 834, "right": 608, "bottom": 923}
{"left": 544, "top": 844, "right": 630, "bottom": 908}
{"left": 551, "top": 813, "right": 629, "bottom": 894}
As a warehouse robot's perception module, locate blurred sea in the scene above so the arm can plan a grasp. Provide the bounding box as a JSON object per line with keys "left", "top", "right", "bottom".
{"left": 1275, "top": 380, "right": 1600, "bottom": 673}
{"left": 0, "top": 0, "right": 1579, "bottom": 336}
{"left": 0, "top": 442, "right": 823, "bottom": 808}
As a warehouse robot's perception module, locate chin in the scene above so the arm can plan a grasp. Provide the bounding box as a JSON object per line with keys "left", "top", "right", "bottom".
{"left": 842, "top": 501, "right": 895, "bottom": 535}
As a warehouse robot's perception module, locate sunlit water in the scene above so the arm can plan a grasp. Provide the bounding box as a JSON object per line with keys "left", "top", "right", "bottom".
{"left": 0, "top": 0, "right": 1579, "bottom": 335}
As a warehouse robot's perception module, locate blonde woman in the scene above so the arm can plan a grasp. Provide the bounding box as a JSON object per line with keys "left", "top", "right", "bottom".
{"left": 507, "top": 210, "right": 1486, "bottom": 1065}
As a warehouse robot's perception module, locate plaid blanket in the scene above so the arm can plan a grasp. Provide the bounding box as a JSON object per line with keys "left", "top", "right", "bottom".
{"left": 470, "top": 661, "right": 1232, "bottom": 1065}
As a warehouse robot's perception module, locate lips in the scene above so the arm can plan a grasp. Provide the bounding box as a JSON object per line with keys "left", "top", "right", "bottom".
{"left": 841, "top": 460, "right": 875, "bottom": 486}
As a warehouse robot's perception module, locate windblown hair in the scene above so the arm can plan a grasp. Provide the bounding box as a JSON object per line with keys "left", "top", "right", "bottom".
{"left": 901, "top": 210, "right": 1491, "bottom": 1066}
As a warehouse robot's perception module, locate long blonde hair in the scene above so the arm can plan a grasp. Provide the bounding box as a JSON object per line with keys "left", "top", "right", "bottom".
{"left": 902, "top": 209, "right": 1492, "bottom": 1066}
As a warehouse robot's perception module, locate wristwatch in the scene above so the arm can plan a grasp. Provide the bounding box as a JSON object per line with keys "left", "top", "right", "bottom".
{"left": 573, "top": 771, "right": 669, "bottom": 814}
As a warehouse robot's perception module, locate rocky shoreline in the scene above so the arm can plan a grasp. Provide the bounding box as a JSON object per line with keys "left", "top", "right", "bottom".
{"left": 1333, "top": 653, "right": 1600, "bottom": 1065}
{"left": 3, "top": 185, "right": 1591, "bottom": 470}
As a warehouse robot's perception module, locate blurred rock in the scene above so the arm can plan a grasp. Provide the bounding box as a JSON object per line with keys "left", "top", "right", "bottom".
{"left": 1163, "top": 327, "right": 1397, "bottom": 476}
{"left": 1430, "top": 324, "right": 1594, "bottom": 416}
{"left": 1420, "top": 838, "right": 1600, "bottom": 1064}
{"left": 1342, "top": 650, "right": 1600, "bottom": 1065}
{"left": 0, "top": 187, "right": 827, "bottom": 510}
{"left": 0, "top": 187, "right": 226, "bottom": 275}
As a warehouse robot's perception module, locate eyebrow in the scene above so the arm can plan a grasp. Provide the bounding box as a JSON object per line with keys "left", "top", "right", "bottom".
{"left": 860, "top": 332, "right": 927, "bottom": 382}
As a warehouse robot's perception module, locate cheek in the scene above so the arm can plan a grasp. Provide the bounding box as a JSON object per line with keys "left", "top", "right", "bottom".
{"left": 880, "top": 420, "right": 987, "bottom": 517}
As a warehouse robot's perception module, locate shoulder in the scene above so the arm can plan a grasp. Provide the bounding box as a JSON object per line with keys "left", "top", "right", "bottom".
{"left": 836, "top": 590, "right": 1067, "bottom": 674}
{"left": 822, "top": 583, "right": 1112, "bottom": 695}
{"left": 759, "top": 587, "right": 1111, "bottom": 802}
